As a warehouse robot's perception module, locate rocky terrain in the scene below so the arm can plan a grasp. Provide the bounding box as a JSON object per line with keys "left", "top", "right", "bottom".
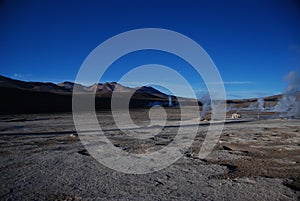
{"left": 0, "top": 110, "right": 299, "bottom": 200}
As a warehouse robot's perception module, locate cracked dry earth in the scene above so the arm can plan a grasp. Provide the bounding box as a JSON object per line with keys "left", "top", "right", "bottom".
{"left": 0, "top": 110, "right": 299, "bottom": 200}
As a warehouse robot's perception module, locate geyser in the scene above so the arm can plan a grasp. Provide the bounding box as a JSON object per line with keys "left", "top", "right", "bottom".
{"left": 274, "top": 71, "right": 300, "bottom": 118}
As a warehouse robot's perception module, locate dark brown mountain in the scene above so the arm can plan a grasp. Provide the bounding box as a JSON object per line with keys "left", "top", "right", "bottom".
{"left": 3, "top": 75, "right": 293, "bottom": 115}
{"left": 0, "top": 75, "right": 70, "bottom": 93}
{"left": 0, "top": 75, "right": 177, "bottom": 114}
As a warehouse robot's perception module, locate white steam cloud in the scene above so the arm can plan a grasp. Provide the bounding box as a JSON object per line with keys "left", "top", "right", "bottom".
{"left": 274, "top": 71, "right": 300, "bottom": 118}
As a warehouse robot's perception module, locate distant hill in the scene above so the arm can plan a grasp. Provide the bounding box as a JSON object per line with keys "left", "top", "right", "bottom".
{"left": 2, "top": 75, "right": 296, "bottom": 114}
{"left": 0, "top": 75, "right": 180, "bottom": 114}
{"left": 227, "top": 92, "right": 300, "bottom": 104}
{"left": 0, "top": 75, "right": 169, "bottom": 97}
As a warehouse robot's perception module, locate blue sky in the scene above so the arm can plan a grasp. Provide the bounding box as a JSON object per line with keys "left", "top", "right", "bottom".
{"left": 1, "top": 0, "right": 300, "bottom": 99}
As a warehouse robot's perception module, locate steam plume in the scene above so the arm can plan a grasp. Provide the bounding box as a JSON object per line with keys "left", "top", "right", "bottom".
{"left": 199, "top": 94, "right": 211, "bottom": 119}
{"left": 168, "top": 95, "right": 172, "bottom": 107}
{"left": 257, "top": 97, "right": 264, "bottom": 119}
{"left": 274, "top": 71, "right": 300, "bottom": 118}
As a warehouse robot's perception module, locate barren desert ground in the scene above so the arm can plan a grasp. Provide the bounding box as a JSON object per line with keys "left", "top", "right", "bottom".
{"left": 0, "top": 109, "right": 299, "bottom": 200}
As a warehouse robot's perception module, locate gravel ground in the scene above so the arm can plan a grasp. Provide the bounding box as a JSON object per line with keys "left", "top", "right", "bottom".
{"left": 0, "top": 111, "right": 299, "bottom": 200}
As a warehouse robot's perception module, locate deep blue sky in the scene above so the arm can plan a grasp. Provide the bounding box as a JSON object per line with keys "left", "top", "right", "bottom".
{"left": 1, "top": 0, "right": 300, "bottom": 99}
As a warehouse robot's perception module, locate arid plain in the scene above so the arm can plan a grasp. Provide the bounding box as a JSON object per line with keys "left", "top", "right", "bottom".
{"left": 1, "top": 108, "right": 299, "bottom": 200}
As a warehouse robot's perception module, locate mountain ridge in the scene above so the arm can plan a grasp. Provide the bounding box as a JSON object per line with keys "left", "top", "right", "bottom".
{"left": 0, "top": 75, "right": 169, "bottom": 98}
{"left": 0, "top": 75, "right": 179, "bottom": 114}
{"left": 1, "top": 75, "right": 298, "bottom": 114}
